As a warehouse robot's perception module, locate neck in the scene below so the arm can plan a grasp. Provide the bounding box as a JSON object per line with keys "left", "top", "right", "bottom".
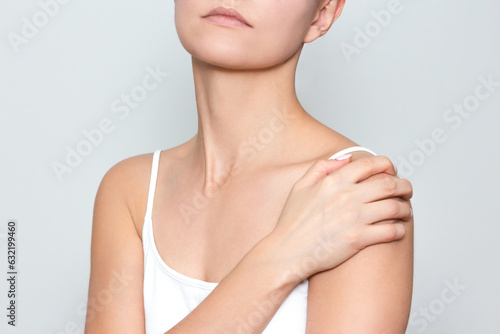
{"left": 185, "top": 50, "right": 325, "bottom": 192}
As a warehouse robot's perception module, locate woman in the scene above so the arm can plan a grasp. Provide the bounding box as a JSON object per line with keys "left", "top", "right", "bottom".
{"left": 84, "top": 0, "right": 414, "bottom": 333}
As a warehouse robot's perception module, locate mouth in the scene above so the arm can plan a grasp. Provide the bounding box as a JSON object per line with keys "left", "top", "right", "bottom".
{"left": 201, "top": 6, "right": 253, "bottom": 28}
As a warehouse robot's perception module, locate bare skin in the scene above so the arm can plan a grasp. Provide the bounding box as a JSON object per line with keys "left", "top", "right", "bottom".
{"left": 84, "top": 0, "right": 414, "bottom": 332}
{"left": 135, "top": 130, "right": 376, "bottom": 284}
{"left": 84, "top": 132, "right": 413, "bottom": 333}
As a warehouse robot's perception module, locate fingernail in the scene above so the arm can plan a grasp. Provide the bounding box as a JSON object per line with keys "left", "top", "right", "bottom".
{"left": 394, "top": 164, "right": 398, "bottom": 174}
{"left": 333, "top": 153, "right": 352, "bottom": 161}
{"left": 399, "top": 224, "right": 406, "bottom": 236}
{"left": 410, "top": 208, "right": 413, "bottom": 218}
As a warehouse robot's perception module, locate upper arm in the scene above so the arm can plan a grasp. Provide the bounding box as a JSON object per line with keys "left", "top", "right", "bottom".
{"left": 84, "top": 157, "right": 147, "bottom": 334}
{"left": 306, "top": 151, "right": 414, "bottom": 334}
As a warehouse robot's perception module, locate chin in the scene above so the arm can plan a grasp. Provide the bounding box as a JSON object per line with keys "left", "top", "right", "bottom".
{"left": 192, "top": 44, "right": 255, "bottom": 69}
{"left": 183, "top": 37, "right": 299, "bottom": 71}
{"left": 175, "top": 18, "right": 302, "bottom": 71}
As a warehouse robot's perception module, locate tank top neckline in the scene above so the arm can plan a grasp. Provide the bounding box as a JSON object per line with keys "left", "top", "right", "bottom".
{"left": 143, "top": 145, "right": 377, "bottom": 290}
{"left": 144, "top": 214, "right": 220, "bottom": 290}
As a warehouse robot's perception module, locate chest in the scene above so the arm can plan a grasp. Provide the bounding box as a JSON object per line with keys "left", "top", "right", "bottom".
{"left": 149, "top": 176, "right": 293, "bottom": 284}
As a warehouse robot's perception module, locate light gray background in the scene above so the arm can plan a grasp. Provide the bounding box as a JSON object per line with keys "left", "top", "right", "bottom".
{"left": 1, "top": 0, "right": 499, "bottom": 333}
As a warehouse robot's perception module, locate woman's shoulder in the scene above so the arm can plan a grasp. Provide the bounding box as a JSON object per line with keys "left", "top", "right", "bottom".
{"left": 97, "top": 146, "right": 179, "bottom": 237}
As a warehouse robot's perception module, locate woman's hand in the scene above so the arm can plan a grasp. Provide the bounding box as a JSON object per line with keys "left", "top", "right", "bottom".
{"left": 264, "top": 155, "right": 413, "bottom": 284}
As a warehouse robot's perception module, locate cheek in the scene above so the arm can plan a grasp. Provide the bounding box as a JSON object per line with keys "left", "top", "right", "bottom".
{"left": 255, "top": 2, "right": 315, "bottom": 61}
{"left": 174, "top": 0, "right": 199, "bottom": 53}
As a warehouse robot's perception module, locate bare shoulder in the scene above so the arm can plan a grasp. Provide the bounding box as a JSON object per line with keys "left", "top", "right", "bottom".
{"left": 95, "top": 151, "right": 157, "bottom": 239}
{"left": 95, "top": 138, "right": 198, "bottom": 239}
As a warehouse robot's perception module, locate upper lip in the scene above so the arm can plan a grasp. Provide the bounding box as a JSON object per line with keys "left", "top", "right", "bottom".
{"left": 202, "top": 6, "right": 252, "bottom": 27}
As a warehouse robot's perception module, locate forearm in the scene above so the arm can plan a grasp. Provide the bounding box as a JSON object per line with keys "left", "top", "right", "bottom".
{"left": 165, "top": 234, "right": 299, "bottom": 334}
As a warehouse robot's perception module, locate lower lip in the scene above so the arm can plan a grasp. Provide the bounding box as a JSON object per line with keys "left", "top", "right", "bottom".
{"left": 203, "top": 15, "right": 251, "bottom": 28}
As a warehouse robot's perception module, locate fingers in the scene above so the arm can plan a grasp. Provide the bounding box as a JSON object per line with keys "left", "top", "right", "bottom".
{"left": 356, "top": 174, "right": 413, "bottom": 203}
{"left": 330, "top": 155, "right": 397, "bottom": 184}
{"left": 356, "top": 222, "right": 407, "bottom": 249}
{"left": 294, "top": 158, "right": 352, "bottom": 190}
{"left": 359, "top": 198, "right": 413, "bottom": 225}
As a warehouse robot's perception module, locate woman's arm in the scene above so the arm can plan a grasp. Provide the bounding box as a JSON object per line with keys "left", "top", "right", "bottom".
{"left": 306, "top": 151, "right": 414, "bottom": 334}
{"left": 84, "top": 156, "right": 303, "bottom": 334}
{"left": 166, "top": 232, "right": 301, "bottom": 333}
{"left": 84, "top": 158, "right": 147, "bottom": 333}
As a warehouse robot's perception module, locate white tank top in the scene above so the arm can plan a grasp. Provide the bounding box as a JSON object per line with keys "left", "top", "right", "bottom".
{"left": 142, "top": 146, "right": 377, "bottom": 333}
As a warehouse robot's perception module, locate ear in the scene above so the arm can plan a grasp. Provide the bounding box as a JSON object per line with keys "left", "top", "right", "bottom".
{"left": 303, "top": 0, "right": 346, "bottom": 43}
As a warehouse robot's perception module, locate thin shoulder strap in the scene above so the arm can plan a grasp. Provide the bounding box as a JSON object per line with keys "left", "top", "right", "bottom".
{"left": 328, "top": 146, "right": 377, "bottom": 160}
{"left": 145, "top": 149, "right": 162, "bottom": 221}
